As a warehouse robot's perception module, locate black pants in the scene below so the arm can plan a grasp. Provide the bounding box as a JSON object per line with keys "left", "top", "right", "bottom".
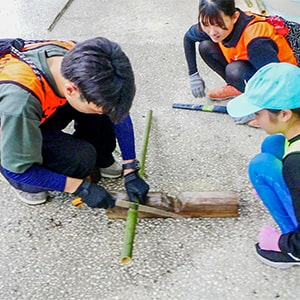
{"left": 40, "top": 103, "right": 116, "bottom": 179}
{"left": 198, "top": 40, "right": 257, "bottom": 92}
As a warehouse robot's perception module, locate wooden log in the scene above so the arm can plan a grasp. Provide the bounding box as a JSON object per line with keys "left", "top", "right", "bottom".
{"left": 177, "top": 191, "right": 238, "bottom": 217}
{"left": 106, "top": 191, "right": 238, "bottom": 219}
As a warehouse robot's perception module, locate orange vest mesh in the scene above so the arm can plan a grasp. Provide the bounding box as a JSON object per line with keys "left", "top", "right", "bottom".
{"left": 0, "top": 40, "right": 75, "bottom": 123}
{"left": 218, "top": 13, "right": 297, "bottom": 66}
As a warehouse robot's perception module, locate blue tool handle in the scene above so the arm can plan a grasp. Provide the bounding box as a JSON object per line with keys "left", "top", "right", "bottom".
{"left": 172, "top": 103, "right": 228, "bottom": 114}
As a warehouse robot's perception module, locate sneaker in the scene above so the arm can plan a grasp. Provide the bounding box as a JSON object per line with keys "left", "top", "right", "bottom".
{"left": 208, "top": 84, "right": 242, "bottom": 101}
{"left": 0, "top": 172, "right": 48, "bottom": 205}
{"left": 255, "top": 243, "right": 300, "bottom": 269}
{"left": 100, "top": 161, "right": 122, "bottom": 179}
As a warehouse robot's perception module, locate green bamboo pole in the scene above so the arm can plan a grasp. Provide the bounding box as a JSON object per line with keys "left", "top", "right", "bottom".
{"left": 120, "top": 203, "right": 138, "bottom": 264}
{"left": 120, "top": 110, "right": 153, "bottom": 265}
{"left": 48, "top": 0, "right": 75, "bottom": 32}
{"left": 244, "top": 0, "right": 253, "bottom": 7}
{"left": 139, "top": 110, "right": 153, "bottom": 177}
{"left": 255, "top": 0, "right": 267, "bottom": 15}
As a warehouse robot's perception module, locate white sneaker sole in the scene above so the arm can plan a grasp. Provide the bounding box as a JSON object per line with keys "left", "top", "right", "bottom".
{"left": 255, "top": 251, "right": 300, "bottom": 269}
{"left": 0, "top": 172, "right": 47, "bottom": 205}
{"left": 100, "top": 172, "right": 123, "bottom": 179}
{"left": 208, "top": 96, "right": 235, "bottom": 101}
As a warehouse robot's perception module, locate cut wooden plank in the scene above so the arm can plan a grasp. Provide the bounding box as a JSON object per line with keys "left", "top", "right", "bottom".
{"left": 176, "top": 191, "right": 238, "bottom": 217}
{"left": 106, "top": 191, "right": 238, "bottom": 219}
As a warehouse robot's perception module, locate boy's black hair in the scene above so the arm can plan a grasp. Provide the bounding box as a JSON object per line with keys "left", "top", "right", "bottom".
{"left": 61, "top": 37, "right": 135, "bottom": 123}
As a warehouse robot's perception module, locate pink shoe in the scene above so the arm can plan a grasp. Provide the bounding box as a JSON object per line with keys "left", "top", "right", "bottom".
{"left": 252, "top": 189, "right": 260, "bottom": 199}
{"left": 208, "top": 84, "right": 242, "bottom": 101}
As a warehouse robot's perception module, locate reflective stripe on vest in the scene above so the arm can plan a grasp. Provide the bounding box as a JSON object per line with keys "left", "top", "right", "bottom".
{"left": 0, "top": 40, "right": 75, "bottom": 123}
{"left": 284, "top": 139, "right": 300, "bottom": 158}
{"left": 218, "top": 12, "right": 297, "bottom": 66}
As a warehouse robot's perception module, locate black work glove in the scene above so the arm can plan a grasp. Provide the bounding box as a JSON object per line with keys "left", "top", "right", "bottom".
{"left": 124, "top": 171, "right": 149, "bottom": 205}
{"left": 74, "top": 180, "right": 116, "bottom": 208}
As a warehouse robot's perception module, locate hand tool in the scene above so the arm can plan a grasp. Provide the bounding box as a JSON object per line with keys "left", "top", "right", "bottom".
{"left": 116, "top": 199, "right": 183, "bottom": 218}
{"left": 72, "top": 197, "right": 183, "bottom": 218}
{"left": 172, "top": 103, "right": 228, "bottom": 114}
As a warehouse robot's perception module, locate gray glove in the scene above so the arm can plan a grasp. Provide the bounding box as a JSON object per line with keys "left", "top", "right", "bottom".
{"left": 189, "top": 72, "right": 206, "bottom": 98}
{"left": 233, "top": 113, "right": 255, "bottom": 125}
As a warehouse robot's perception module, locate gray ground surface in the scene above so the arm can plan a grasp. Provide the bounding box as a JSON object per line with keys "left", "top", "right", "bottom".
{"left": 0, "top": 1, "right": 300, "bottom": 299}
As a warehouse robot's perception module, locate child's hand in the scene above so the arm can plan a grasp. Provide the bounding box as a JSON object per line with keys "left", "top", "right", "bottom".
{"left": 189, "top": 72, "right": 206, "bottom": 98}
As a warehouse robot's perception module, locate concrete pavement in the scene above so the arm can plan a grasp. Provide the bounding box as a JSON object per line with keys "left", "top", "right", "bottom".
{"left": 0, "top": 1, "right": 300, "bottom": 299}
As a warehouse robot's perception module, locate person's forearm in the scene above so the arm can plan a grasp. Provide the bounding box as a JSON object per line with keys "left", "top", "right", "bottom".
{"left": 2, "top": 165, "right": 66, "bottom": 191}
{"left": 183, "top": 33, "right": 198, "bottom": 75}
{"left": 183, "top": 24, "right": 208, "bottom": 75}
{"left": 114, "top": 114, "right": 136, "bottom": 160}
{"left": 2, "top": 164, "right": 83, "bottom": 193}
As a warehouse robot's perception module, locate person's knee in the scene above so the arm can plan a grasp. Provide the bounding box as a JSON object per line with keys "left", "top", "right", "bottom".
{"left": 225, "top": 61, "right": 256, "bottom": 92}
{"left": 76, "top": 143, "right": 97, "bottom": 178}
{"left": 66, "top": 142, "right": 97, "bottom": 178}
{"left": 248, "top": 152, "right": 282, "bottom": 182}
{"left": 198, "top": 40, "right": 219, "bottom": 60}
{"left": 199, "top": 40, "right": 211, "bottom": 55}
{"left": 249, "top": 153, "right": 267, "bottom": 174}
{"left": 225, "top": 62, "right": 244, "bottom": 82}
{"left": 261, "top": 134, "right": 285, "bottom": 159}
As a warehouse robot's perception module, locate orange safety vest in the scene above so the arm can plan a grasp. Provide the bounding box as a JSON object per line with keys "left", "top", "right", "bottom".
{"left": 218, "top": 12, "right": 298, "bottom": 66}
{"left": 0, "top": 40, "right": 75, "bottom": 123}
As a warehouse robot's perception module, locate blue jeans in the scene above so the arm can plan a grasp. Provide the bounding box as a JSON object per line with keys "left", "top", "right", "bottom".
{"left": 248, "top": 134, "right": 298, "bottom": 234}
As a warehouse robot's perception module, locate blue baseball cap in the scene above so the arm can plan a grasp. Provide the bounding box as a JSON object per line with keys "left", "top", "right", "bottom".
{"left": 227, "top": 63, "right": 300, "bottom": 118}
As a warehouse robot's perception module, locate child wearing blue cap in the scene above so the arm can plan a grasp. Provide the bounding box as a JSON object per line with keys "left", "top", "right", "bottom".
{"left": 227, "top": 62, "right": 300, "bottom": 269}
